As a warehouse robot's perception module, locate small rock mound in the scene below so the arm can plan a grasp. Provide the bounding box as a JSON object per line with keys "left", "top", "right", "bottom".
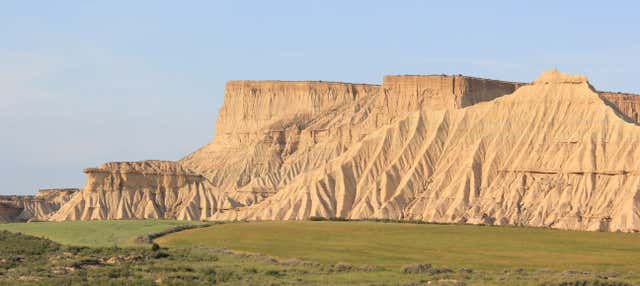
{"left": 533, "top": 68, "right": 588, "bottom": 85}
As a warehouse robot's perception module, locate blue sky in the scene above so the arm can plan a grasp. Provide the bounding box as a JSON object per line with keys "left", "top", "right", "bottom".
{"left": 1, "top": 1, "right": 639, "bottom": 195}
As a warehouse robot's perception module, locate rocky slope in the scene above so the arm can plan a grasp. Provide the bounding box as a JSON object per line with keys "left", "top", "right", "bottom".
{"left": 211, "top": 70, "right": 640, "bottom": 232}
{"left": 48, "top": 69, "right": 640, "bottom": 232}
{"left": 0, "top": 189, "right": 77, "bottom": 222}
{"left": 181, "top": 76, "right": 522, "bottom": 206}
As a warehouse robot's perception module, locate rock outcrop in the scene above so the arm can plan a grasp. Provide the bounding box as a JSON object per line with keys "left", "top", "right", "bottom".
{"left": 0, "top": 201, "right": 23, "bottom": 222}
{"left": 50, "top": 161, "right": 233, "bottom": 221}
{"left": 600, "top": 91, "right": 640, "bottom": 123}
{"left": 210, "top": 69, "right": 640, "bottom": 232}
{"left": 181, "top": 76, "right": 523, "bottom": 206}
{"left": 0, "top": 189, "right": 77, "bottom": 222}
{"left": 46, "top": 69, "right": 640, "bottom": 232}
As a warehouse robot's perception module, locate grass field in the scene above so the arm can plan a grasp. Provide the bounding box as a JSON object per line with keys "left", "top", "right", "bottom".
{"left": 2, "top": 220, "right": 639, "bottom": 285}
{"left": 0, "top": 220, "right": 199, "bottom": 247}
{"left": 157, "top": 221, "right": 640, "bottom": 272}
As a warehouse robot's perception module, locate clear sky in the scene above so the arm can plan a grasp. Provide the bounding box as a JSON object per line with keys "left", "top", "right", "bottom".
{"left": 1, "top": 1, "right": 638, "bottom": 195}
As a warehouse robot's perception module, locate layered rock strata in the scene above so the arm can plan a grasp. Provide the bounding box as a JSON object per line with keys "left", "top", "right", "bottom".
{"left": 211, "top": 69, "right": 640, "bottom": 232}
{"left": 181, "top": 76, "right": 523, "bottom": 205}
{"left": 50, "top": 161, "right": 233, "bottom": 221}
{"left": 48, "top": 69, "right": 640, "bottom": 232}
{"left": 600, "top": 92, "right": 640, "bottom": 123}
{"left": 0, "top": 189, "right": 77, "bottom": 222}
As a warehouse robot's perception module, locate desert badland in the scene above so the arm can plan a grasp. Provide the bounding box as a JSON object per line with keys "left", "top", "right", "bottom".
{"left": 3, "top": 69, "right": 640, "bottom": 233}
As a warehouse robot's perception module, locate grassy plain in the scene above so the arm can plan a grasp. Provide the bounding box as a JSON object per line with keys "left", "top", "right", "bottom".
{"left": 158, "top": 221, "right": 640, "bottom": 272}
{"left": 1, "top": 220, "right": 639, "bottom": 285}
{"left": 0, "top": 220, "right": 198, "bottom": 247}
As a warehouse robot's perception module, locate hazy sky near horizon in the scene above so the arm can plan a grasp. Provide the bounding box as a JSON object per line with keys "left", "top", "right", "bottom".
{"left": 1, "top": 1, "right": 639, "bottom": 195}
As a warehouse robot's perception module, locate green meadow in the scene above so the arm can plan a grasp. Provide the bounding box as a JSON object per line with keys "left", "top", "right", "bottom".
{"left": 0, "top": 219, "right": 198, "bottom": 247}
{"left": 158, "top": 220, "right": 640, "bottom": 272}
{"left": 2, "top": 220, "right": 639, "bottom": 285}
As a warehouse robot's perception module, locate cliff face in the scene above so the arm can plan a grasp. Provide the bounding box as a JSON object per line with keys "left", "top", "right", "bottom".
{"left": 47, "top": 69, "right": 640, "bottom": 232}
{"left": 181, "top": 76, "right": 524, "bottom": 204}
{"left": 213, "top": 81, "right": 381, "bottom": 145}
{"left": 50, "top": 161, "right": 232, "bottom": 221}
{"left": 377, "top": 75, "right": 523, "bottom": 121}
{"left": 0, "top": 189, "right": 77, "bottom": 222}
{"left": 600, "top": 92, "right": 640, "bottom": 122}
{"left": 213, "top": 70, "right": 640, "bottom": 232}
{"left": 0, "top": 202, "right": 23, "bottom": 222}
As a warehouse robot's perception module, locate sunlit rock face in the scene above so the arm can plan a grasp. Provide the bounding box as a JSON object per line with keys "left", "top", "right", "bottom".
{"left": 0, "top": 189, "right": 77, "bottom": 222}
{"left": 51, "top": 70, "right": 640, "bottom": 232}
{"left": 50, "top": 161, "right": 234, "bottom": 221}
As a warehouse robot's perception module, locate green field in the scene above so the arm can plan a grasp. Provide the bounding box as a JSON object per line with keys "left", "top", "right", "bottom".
{"left": 157, "top": 221, "right": 640, "bottom": 272}
{"left": 0, "top": 220, "right": 199, "bottom": 247}
{"left": 2, "top": 220, "right": 639, "bottom": 285}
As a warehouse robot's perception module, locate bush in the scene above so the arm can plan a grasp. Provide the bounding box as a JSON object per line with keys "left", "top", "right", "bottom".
{"left": 308, "top": 216, "right": 349, "bottom": 222}
{"left": 540, "top": 280, "right": 631, "bottom": 286}
{"left": 265, "top": 269, "right": 284, "bottom": 277}
{"left": 151, "top": 243, "right": 160, "bottom": 251}
{"left": 401, "top": 263, "right": 432, "bottom": 274}
{"left": 332, "top": 262, "right": 354, "bottom": 272}
{"left": 152, "top": 252, "right": 170, "bottom": 259}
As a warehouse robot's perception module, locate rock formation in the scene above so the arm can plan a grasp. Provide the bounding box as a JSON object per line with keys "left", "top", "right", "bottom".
{"left": 181, "top": 76, "right": 522, "bottom": 206}
{"left": 0, "top": 189, "right": 77, "bottom": 222}
{"left": 0, "top": 201, "right": 23, "bottom": 223}
{"left": 210, "top": 69, "right": 640, "bottom": 232}
{"left": 46, "top": 69, "right": 640, "bottom": 232}
{"left": 50, "top": 161, "right": 232, "bottom": 221}
{"left": 600, "top": 91, "right": 640, "bottom": 123}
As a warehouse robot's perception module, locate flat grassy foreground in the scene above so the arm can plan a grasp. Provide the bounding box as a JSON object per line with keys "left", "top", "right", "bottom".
{"left": 0, "top": 220, "right": 198, "bottom": 247}
{"left": 1, "top": 220, "right": 638, "bottom": 285}
{"left": 158, "top": 221, "right": 640, "bottom": 272}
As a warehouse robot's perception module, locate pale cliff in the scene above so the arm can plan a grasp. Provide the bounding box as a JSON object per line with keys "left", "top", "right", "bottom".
{"left": 47, "top": 69, "right": 640, "bottom": 232}
{"left": 0, "top": 189, "right": 77, "bottom": 222}
{"left": 600, "top": 92, "right": 640, "bottom": 123}
{"left": 212, "top": 70, "right": 640, "bottom": 232}
{"left": 181, "top": 76, "right": 523, "bottom": 205}
{"left": 50, "top": 161, "right": 234, "bottom": 221}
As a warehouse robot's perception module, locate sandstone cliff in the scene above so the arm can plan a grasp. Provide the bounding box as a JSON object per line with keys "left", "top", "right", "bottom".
{"left": 0, "top": 189, "right": 77, "bottom": 222}
{"left": 47, "top": 69, "right": 640, "bottom": 232}
{"left": 181, "top": 76, "right": 522, "bottom": 206}
{"left": 50, "top": 161, "right": 233, "bottom": 221}
{"left": 600, "top": 91, "right": 640, "bottom": 123}
{"left": 211, "top": 69, "right": 640, "bottom": 232}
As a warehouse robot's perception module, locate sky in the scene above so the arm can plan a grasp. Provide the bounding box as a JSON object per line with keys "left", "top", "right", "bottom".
{"left": 1, "top": 1, "right": 639, "bottom": 195}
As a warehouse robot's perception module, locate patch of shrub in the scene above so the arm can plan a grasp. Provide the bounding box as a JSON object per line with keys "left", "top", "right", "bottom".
{"left": 401, "top": 263, "right": 432, "bottom": 274}
{"left": 332, "top": 262, "right": 354, "bottom": 272}
{"left": 426, "top": 267, "right": 453, "bottom": 275}
{"left": 357, "top": 264, "right": 382, "bottom": 272}
{"left": 265, "top": 269, "right": 284, "bottom": 277}
{"left": 540, "top": 280, "right": 631, "bottom": 286}
{"left": 216, "top": 270, "right": 237, "bottom": 282}
{"left": 244, "top": 267, "right": 258, "bottom": 274}
{"left": 308, "top": 216, "right": 349, "bottom": 222}
{"left": 152, "top": 252, "right": 170, "bottom": 259}
{"left": 201, "top": 268, "right": 237, "bottom": 284}
{"left": 151, "top": 243, "right": 160, "bottom": 251}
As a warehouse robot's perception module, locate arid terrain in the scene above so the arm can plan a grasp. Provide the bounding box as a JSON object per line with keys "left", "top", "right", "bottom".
{"left": 2, "top": 69, "right": 640, "bottom": 285}
{"left": 3, "top": 69, "right": 640, "bottom": 233}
